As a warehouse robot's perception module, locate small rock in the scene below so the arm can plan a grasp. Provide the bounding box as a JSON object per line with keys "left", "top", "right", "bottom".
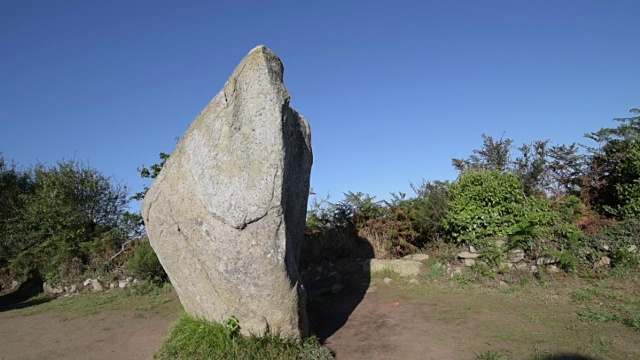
{"left": 403, "top": 254, "right": 430, "bottom": 262}
{"left": 83, "top": 279, "right": 92, "bottom": 286}
{"left": 507, "top": 249, "right": 525, "bottom": 263}
{"left": 595, "top": 256, "right": 611, "bottom": 268}
{"left": 628, "top": 245, "right": 637, "bottom": 253}
{"left": 603, "top": 244, "right": 611, "bottom": 251}
{"left": 469, "top": 246, "right": 478, "bottom": 253}
{"left": 43, "top": 282, "right": 64, "bottom": 294}
{"left": 536, "top": 257, "right": 559, "bottom": 265}
{"left": 530, "top": 265, "right": 538, "bottom": 273}
{"left": 463, "top": 258, "right": 476, "bottom": 267}
{"left": 495, "top": 240, "right": 506, "bottom": 248}
{"left": 10, "top": 281, "right": 18, "bottom": 289}
{"left": 409, "top": 278, "right": 419, "bottom": 285}
{"left": 383, "top": 278, "right": 393, "bottom": 284}
{"left": 458, "top": 252, "right": 480, "bottom": 259}
{"left": 331, "top": 283, "right": 344, "bottom": 294}
{"left": 109, "top": 282, "right": 117, "bottom": 289}
{"left": 514, "top": 262, "right": 528, "bottom": 271}
{"left": 547, "top": 265, "right": 560, "bottom": 273}
{"left": 89, "top": 279, "right": 103, "bottom": 292}
{"left": 118, "top": 279, "right": 130, "bottom": 289}
{"left": 449, "top": 267, "right": 462, "bottom": 277}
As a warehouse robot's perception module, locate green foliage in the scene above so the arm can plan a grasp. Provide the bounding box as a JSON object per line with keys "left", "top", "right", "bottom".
{"left": 623, "top": 314, "right": 640, "bottom": 331}
{"left": 584, "top": 108, "right": 640, "bottom": 219}
{"left": 0, "top": 155, "right": 33, "bottom": 267}
{"left": 442, "top": 170, "right": 556, "bottom": 248}
{"left": 3, "top": 159, "right": 130, "bottom": 280}
{"left": 578, "top": 307, "right": 620, "bottom": 323}
{"left": 224, "top": 315, "right": 241, "bottom": 339}
{"left": 514, "top": 140, "right": 549, "bottom": 196}
{"left": 302, "top": 192, "right": 374, "bottom": 263}
{"left": 155, "top": 314, "right": 333, "bottom": 360}
{"left": 132, "top": 152, "right": 170, "bottom": 201}
{"left": 125, "top": 239, "right": 167, "bottom": 285}
{"left": 384, "top": 180, "right": 450, "bottom": 247}
{"left": 303, "top": 182, "right": 449, "bottom": 262}
{"left": 570, "top": 290, "right": 593, "bottom": 302}
{"left": 547, "top": 143, "right": 584, "bottom": 198}
{"left": 452, "top": 133, "right": 513, "bottom": 173}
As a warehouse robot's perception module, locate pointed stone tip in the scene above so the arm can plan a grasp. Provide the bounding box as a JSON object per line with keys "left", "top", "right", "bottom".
{"left": 237, "top": 45, "right": 284, "bottom": 83}
{"left": 249, "top": 44, "right": 268, "bottom": 53}
{"left": 247, "top": 45, "right": 277, "bottom": 59}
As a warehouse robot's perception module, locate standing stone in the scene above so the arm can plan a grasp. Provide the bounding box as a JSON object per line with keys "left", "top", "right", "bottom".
{"left": 142, "top": 45, "right": 312, "bottom": 338}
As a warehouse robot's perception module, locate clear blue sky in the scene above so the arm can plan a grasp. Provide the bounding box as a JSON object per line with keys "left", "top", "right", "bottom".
{"left": 1, "top": 0, "right": 638, "bottom": 211}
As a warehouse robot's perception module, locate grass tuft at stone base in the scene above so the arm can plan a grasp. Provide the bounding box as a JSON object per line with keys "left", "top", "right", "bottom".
{"left": 154, "top": 313, "right": 333, "bottom": 360}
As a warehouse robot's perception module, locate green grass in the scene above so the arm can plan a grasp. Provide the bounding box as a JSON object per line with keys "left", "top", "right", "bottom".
{"left": 623, "top": 314, "right": 640, "bottom": 331}
{"left": 424, "top": 260, "right": 446, "bottom": 281}
{"left": 371, "top": 267, "right": 400, "bottom": 279}
{"left": 154, "top": 314, "right": 333, "bottom": 360}
{"left": 578, "top": 306, "right": 620, "bottom": 323}
{"left": 585, "top": 335, "right": 613, "bottom": 358}
{"left": 570, "top": 290, "right": 593, "bottom": 302}
{"left": 21, "top": 281, "right": 175, "bottom": 319}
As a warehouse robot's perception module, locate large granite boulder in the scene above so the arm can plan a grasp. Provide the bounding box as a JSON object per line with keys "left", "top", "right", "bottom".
{"left": 142, "top": 45, "right": 312, "bottom": 338}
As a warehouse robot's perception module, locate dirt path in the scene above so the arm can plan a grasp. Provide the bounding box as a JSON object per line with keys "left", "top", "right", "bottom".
{"left": 1, "top": 275, "right": 639, "bottom": 360}
{"left": 0, "top": 292, "right": 180, "bottom": 360}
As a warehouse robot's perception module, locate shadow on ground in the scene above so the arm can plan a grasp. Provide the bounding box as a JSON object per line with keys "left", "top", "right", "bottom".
{"left": 306, "top": 261, "right": 371, "bottom": 342}
{"left": 302, "top": 234, "right": 374, "bottom": 343}
{"left": 0, "top": 272, "right": 52, "bottom": 312}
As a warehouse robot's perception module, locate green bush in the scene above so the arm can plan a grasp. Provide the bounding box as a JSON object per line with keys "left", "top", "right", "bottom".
{"left": 126, "top": 239, "right": 167, "bottom": 285}
{"left": 4, "top": 159, "right": 130, "bottom": 280}
{"left": 442, "top": 170, "right": 556, "bottom": 248}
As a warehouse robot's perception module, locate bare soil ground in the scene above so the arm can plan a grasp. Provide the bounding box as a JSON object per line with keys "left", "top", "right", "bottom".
{"left": 1, "top": 272, "right": 639, "bottom": 360}
{"left": 0, "top": 291, "right": 180, "bottom": 360}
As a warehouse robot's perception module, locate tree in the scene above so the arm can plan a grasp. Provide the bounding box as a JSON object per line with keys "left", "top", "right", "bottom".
{"left": 5, "top": 159, "right": 130, "bottom": 279}
{"left": 513, "top": 140, "right": 550, "bottom": 196}
{"left": 452, "top": 133, "right": 513, "bottom": 173}
{"left": 0, "top": 155, "right": 34, "bottom": 267}
{"left": 131, "top": 152, "right": 170, "bottom": 201}
{"left": 547, "top": 143, "right": 584, "bottom": 198}
{"left": 584, "top": 108, "right": 640, "bottom": 218}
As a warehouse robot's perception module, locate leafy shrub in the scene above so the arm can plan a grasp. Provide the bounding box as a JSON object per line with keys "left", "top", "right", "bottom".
{"left": 126, "top": 239, "right": 167, "bottom": 285}
{"left": 584, "top": 108, "right": 640, "bottom": 219}
{"left": 4, "top": 159, "right": 130, "bottom": 280}
{"left": 442, "top": 170, "right": 556, "bottom": 248}
{"left": 382, "top": 180, "right": 450, "bottom": 248}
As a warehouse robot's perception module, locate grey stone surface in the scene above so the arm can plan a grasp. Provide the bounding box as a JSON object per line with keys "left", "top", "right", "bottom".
{"left": 403, "top": 254, "right": 430, "bottom": 262}
{"left": 142, "top": 45, "right": 312, "bottom": 338}
{"left": 506, "top": 249, "right": 525, "bottom": 263}
{"left": 367, "top": 259, "right": 422, "bottom": 277}
{"left": 458, "top": 251, "right": 480, "bottom": 259}
{"left": 536, "top": 257, "right": 559, "bottom": 265}
{"left": 463, "top": 258, "right": 476, "bottom": 267}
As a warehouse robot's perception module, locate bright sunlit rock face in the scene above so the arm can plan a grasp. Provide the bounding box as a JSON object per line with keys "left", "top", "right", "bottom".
{"left": 142, "top": 45, "right": 312, "bottom": 338}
